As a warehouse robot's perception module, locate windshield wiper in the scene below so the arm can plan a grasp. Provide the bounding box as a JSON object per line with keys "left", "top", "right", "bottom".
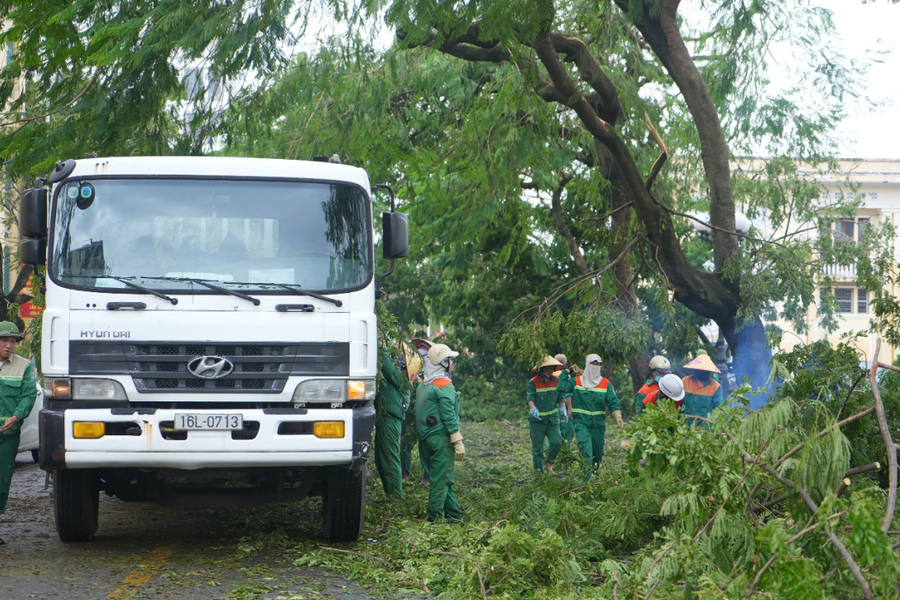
{"left": 137, "top": 276, "right": 261, "bottom": 306}
{"left": 191, "top": 279, "right": 261, "bottom": 306}
{"left": 273, "top": 284, "right": 343, "bottom": 307}
{"left": 109, "top": 276, "right": 178, "bottom": 305}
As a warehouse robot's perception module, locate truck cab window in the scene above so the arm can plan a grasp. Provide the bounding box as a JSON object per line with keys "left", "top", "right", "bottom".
{"left": 51, "top": 179, "right": 372, "bottom": 292}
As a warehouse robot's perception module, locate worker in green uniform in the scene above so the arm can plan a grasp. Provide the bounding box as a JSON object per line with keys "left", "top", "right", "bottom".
{"left": 415, "top": 343, "right": 465, "bottom": 521}
{"left": 553, "top": 354, "right": 574, "bottom": 445}
{"left": 402, "top": 338, "right": 432, "bottom": 484}
{"left": 681, "top": 354, "right": 724, "bottom": 426}
{"left": 0, "top": 322, "right": 38, "bottom": 545}
{"left": 559, "top": 354, "right": 624, "bottom": 481}
{"left": 527, "top": 356, "right": 566, "bottom": 473}
{"left": 633, "top": 355, "right": 672, "bottom": 417}
{"left": 374, "top": 342, "right": 420, "bottom": 499}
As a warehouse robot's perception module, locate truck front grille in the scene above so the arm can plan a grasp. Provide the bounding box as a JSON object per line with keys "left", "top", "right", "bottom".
{"left": 69, "top": 341, "right": 351, "bottom": 394}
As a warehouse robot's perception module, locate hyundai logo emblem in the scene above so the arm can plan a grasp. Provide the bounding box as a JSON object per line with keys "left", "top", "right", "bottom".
{"left": 187, "top": 355, "right": 234, "bottom": 379}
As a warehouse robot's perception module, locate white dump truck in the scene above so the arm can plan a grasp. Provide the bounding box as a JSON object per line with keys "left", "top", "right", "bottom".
{"left": 18, "top": 156, "right": 408, "bottom": 542}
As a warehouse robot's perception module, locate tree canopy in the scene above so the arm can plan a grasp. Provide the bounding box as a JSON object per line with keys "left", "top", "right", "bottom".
{"left": 0, "top": 0, "right": 893, "bottom": 392}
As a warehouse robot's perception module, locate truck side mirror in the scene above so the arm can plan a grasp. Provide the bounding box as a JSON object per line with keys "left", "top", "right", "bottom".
{"left": 382, "top": 212, "right": 408, "bottom": 259}
{"left": 20, "top": 237, "right": 47, "bottom": 266}
{"left": 20, "top": 188, "right": 48, "bottom": 238}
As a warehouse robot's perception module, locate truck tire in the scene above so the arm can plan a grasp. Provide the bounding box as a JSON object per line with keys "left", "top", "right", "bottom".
{"left": 322, "top": 465, "right": 366, "bottom": 542}
{"left": 54, "top": 469, "right": 99, "bottom": 542}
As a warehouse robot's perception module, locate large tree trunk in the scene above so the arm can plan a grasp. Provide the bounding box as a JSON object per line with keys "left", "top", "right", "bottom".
{"left": 614, "top": 0, "right": 739, "bottom": 273}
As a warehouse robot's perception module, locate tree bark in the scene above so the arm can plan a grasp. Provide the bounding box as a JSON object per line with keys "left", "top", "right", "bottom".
{"left": 597, "top": 142, "right": 649, "bottom": 392}
{"left": 614, "top": 0, "right": 739, "bottom": 273}
{"left": 547, "top": 171, "right": 590, "bottom": 277}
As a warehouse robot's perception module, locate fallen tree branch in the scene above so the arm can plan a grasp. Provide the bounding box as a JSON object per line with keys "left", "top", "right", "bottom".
{"left": 835, "top": 477, "right": 852, "bottom": 498}
{"left": 799, "top": 470, "right": 874, "bottom": 600}
{"left": 869, "top": 339, "right": 898, "bottom": 533}
{"left": 749, "top": 510, "right": 848, "bottom": 595}
{"left": 774, "top": 405, "right": 876, "bottom": 469}
{"left": 845, "top": 462, "right": 880, "bottom": 478}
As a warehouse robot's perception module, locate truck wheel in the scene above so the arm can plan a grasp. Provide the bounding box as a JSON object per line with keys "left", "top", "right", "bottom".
{"left": 54, "top": 469, "right": 99, "bottom": 542}
{"left": 322, "top": 465, "right": 366, "bottom": 542}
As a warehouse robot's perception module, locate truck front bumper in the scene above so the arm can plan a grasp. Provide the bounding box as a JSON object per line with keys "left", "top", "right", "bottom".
{"left": 39, "top": 405, "right": 375, "bottom": 470}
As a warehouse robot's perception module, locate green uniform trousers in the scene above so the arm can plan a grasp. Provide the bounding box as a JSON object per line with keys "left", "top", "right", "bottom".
{"left": 573, "top": 421, "right": 606, "bottom": 481}
{"left": 529, "top": 419, "right": 561, "bottom": 471}
{"left": 400, "top": 418, "right": 430, "bottom": 480}
{"left": 559, "top": 419, "right": 574, "bottom": 445}
{"left": 0, "top": 432, "right": 20, "bottom": 514}
{"left": 374, "top": 416, "right": 403, "bottom": 499}
{"left": 422, "top": 434, "right": 462, "bottom": 521}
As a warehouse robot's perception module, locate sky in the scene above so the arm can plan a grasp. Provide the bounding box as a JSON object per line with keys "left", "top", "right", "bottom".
{"left": 808, "top": 0, "right": 899, "bottom": 159}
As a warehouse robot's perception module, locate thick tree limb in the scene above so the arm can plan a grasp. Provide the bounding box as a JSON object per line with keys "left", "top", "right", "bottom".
{"left": 845, "top": 462, "right": 880, "bottom": 478}
{"left": 613, "top": 0, "right": 738, "bottom": 271}
{"left": 869, "top": 339, "right": 898, "bottom": 533}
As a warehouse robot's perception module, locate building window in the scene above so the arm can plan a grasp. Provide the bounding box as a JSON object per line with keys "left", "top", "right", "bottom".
{"left": 820, "top": 190, "right": 830, "bottom": 200}
{"left": 832, "top": 216, "right": 870, "bottom": 244}
{"left": 871, "top": 192, "right": 878, "bottom": 200}
{"left": 823, "top": 287, "right": 868, "bottom": 314}
{"left": 834, "top": 287, "right": 853, "bottom": 313}
{"left": 834, "top": 191, "right": 843, "bottom": 200}
{"left": 858, "top": 288, "right": 868, "bottom": 314}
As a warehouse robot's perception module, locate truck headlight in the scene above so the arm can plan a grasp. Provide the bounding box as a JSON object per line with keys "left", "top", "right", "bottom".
{"left": 72, "top": 379, "right": 128, "bottom": 400}
{"left": 293, "top": 380, "right": 344, "bottom": 403}
{"left": 45, "top": 378, "right": 71, "bottom": 399}
{"left": 347, "top": 379, "right": 375, "bottom": 401}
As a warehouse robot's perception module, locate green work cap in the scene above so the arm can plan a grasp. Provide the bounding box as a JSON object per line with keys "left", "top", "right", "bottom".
{"left": 0, "top": 321, "right": 24, "bottom": 340}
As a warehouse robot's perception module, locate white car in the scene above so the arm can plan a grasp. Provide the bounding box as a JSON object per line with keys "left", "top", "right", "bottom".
{"left": 17, "top": 382, "right": 43, "bottom": 462}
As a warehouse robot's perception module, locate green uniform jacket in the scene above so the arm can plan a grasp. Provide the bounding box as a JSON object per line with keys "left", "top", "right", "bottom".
{"left": 565, "top": 376, "right": 619, "bottom": 428}
{"left": 415, "top": 378, "right": 460, "bottom": 440}
{"left": 378, "top": 349, "right": 409, "bottom": 420}
{"left": 0, "top": 355, "right": 38, "bottom": 437}
{"left": 526, "top": 374, "right": 561, "bottom": 424}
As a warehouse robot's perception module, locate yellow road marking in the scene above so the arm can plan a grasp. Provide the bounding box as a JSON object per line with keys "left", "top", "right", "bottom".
{"left": 105, "top": 544, "right": 175, "bottom": 599}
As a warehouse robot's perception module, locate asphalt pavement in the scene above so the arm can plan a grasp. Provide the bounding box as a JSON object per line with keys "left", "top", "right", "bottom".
{"left": 0, "top": 454, "right": 408, "bottom": 600}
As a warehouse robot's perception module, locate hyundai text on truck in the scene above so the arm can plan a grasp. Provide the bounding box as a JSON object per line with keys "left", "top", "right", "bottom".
{"left": 18, "top": 156, "right": 408, "bottom": 542}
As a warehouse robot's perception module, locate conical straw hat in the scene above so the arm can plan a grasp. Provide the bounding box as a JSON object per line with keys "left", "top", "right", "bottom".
{"left": 533, "top": 355, "right": 564, "bottom": 372}
{"left": 683, "top": 353, "right": 721, "bottom": 373}
{"left": 400, "top": 342, "right": 423, "bottom": 383}
{"left": 410, "top": 338, "right": 433, "bottom": 350}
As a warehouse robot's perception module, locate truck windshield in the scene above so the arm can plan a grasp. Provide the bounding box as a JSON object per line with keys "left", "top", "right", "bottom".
{"left": 50, "top": 178, "right": 372, "bottom": 292}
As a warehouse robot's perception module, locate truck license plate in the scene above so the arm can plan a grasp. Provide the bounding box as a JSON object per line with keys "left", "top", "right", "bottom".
{"left": 174, "top": 414, "right": 243, "bottom": 430}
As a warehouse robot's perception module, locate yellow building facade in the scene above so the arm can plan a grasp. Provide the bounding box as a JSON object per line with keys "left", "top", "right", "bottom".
{"left": 773, "top": 159, "right": 900, "bottom": 366}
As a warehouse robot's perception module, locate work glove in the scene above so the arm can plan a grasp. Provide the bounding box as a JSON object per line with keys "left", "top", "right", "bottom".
{"left": 612, "top": 410, "right": 625, "bottom": 429}
{"left": 558, "top": 407, "right": 568, "bottom": 423}
{"left": 450, "top": 432, "right": 466, "bottom": 461}
{"left": 530, "top": 406, "right": 541, "bottom": 420}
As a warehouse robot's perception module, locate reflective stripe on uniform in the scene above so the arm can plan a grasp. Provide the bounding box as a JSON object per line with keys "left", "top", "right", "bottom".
{"left": 571, "top": 408, "right": 605, "bottom": 416}
{"left": 573, "top": 386, "right": 607, "bottom": 394}
{"left": 538, "top": 409, "right": 557, "bottom": 416}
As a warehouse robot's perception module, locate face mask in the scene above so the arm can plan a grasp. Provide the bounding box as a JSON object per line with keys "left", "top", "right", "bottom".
{"left": 653, "top": 375, "right": 662, "bottom": 383}
{"left": 418, "top": 349, "right": 428, "bottom": 357}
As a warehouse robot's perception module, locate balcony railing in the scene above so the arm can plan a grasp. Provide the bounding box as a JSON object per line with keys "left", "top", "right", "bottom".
{"left": 821, "top": 264, "right": 857, "bottom": 278}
